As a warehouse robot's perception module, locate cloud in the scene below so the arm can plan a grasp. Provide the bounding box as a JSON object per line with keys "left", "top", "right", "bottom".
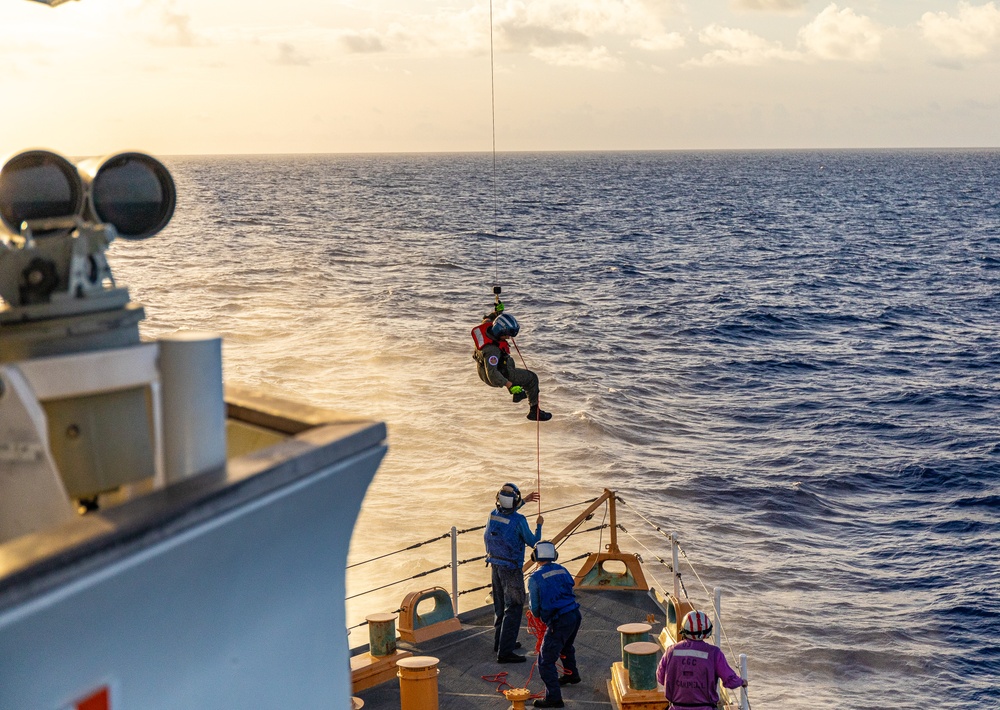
{"left": 919, "top": 1, "right": 1000, "bottom": 59}
{"left": 339, "top": 30, "right": 386, "bottom": 54}
{"left": 139, "top": 0, "right": 201, "bottom": 47}
{"left": 494, "top": 0, "right": 679, "bottom": 43}
{"left": 326, "top": 0, "right": 684, "bottom": 68}
{"left": 275, "top": 42, "right": 310, "bottom": 66}
{"left": 731, "top": 0, "right": 808, "bottom": 13}
{"left": 688, "top": 25, "right": 801, "bottom": 66}
{"left": 502, "top": 23, "right": 590, "bottom": 49}
{"left": 631, "top": 32, "right": 686, "bottom": 52}
{"left": 690, "top": 3, "right": 880, "bottom": 66}
{"left": 529, "top": 45, "right": 624, "bottom": 69}
{"left": 494, "top": 0, "right": 687, "bottom": 66}
{"left": 797, "top": 3, "right": 881, "bottom": 61}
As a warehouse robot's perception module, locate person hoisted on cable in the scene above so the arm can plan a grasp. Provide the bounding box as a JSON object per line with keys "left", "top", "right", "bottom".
{"left": 471, "top": 307, "right": 551, "bottom": 421}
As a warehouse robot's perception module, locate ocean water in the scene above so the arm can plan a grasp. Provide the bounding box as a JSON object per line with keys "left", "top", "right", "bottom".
{"left": 112, "top": 150, "right": 1000, "bottom": 709}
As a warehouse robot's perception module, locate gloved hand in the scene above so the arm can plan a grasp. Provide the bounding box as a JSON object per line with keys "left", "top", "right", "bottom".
{"left": 509, "top": 386, "right": 524, "bottom": 395}
{"left": 495, "top": 300, "right": 505, "bottom": 313}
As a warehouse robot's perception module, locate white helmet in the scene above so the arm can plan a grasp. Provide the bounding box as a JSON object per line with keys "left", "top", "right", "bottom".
{"left": 496, "top": 483, "right": 522, "bottom": 510}
{"left": 532, "top": 540, "right": 558, "bottom": 563}
{"left": 680, "top": 610, "right": 713, "bottom": 640}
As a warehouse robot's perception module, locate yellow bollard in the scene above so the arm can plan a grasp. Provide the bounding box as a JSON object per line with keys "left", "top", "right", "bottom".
{"left": 397, "top": 655, "right": 440, "bottom": 710}
{"left": 504, "top": 687, "right": 532, "bottom": 710}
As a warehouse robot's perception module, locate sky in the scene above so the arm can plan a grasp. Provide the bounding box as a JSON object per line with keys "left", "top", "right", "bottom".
{"left": 1, "top": 0, "right": 999, "bottom": 155}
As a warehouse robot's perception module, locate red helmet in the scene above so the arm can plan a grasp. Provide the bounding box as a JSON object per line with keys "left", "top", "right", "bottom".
{"left": 681, "top": 610, "right": 713, "bottom": 640}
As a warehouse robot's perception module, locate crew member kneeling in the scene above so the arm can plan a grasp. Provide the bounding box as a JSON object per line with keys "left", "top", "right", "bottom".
{"left": 528, "top": 541, "right": 582, "bottom": 708}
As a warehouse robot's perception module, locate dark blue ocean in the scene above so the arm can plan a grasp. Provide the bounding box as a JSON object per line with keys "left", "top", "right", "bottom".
{"left": 115, "top": 150, "right": 1000, "bottom": 709}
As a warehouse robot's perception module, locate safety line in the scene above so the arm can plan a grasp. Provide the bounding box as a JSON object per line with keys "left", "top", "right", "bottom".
{"left": 348, "top": 500, "right": 596, "bottom": 569}
{"left": 489, "top": 0, "right": 499, "bottom": 287}
{"left": 676, "top": 542, "right": 740, "bottom": 660}
{"left": 346, "top": 532, "right": 450, "bottom": 569}
{"left": 509, "top": 336, "right": 542, "bottom": 514}
{"left": 616, "top": 499, "right": 747, "bottom": 664}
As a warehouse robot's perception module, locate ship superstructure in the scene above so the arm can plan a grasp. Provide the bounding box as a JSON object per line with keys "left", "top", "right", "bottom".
{"left": 0, "top": 149, "right": 385, "bottom": 710}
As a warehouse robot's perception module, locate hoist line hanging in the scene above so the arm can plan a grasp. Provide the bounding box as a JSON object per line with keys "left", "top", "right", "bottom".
{"left": 511, "top": 337, "right": 543, "bottom": 515}
{"left": 489, "top": 0, "right": 500, "bottom": 289}
{"left": 486, "top": 2, "right": 543, "bottom": 511}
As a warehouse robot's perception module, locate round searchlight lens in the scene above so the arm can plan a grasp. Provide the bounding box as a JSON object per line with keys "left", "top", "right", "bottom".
{"left": 0, "top": 150, "right": 84, "bottom": 235}
{"left": 90, "top": 153, "right": 176, "bottom": 240}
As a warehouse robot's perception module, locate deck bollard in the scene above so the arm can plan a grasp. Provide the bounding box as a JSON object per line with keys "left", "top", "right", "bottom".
{"left": 366, "top": 613, "right": 398, "bottom": 657}
{"left": 617, "top": 623, "right": 652, "bottom": 671}
{"left": 504, "top": 687, "right": 532, "bottom": 710}
{"left": 623, "top": 641, "right": 660, "bottom": 691}
{"left": 397, "top": 655, "right": 440, "bottom": 710}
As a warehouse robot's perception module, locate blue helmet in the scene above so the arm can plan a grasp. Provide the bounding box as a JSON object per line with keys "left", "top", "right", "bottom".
{"left": 488, "top": 313, "right": 519, "bottom": 339}
{"left": 497, "top": 482, "right": 522, "bottom": 510}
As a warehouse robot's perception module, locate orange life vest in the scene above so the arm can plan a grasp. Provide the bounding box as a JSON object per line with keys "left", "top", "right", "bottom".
{"left": 471, "top": 321, "right": 510, "bottom": 354}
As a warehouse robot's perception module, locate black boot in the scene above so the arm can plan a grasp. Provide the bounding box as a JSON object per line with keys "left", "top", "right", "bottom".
{"left": 512, "top": 390, "right": 527, "bottom": 403}
{"left": 526, "top": 405, "right": 552, "bottom": 421}
{"left": 558, "top": 672, "right": 582, "bottom": 685}
{"left": 533, "top": 699, "right": 564, "bottom": 708}
{"left": 497, "top": 653, "right": 526, "bottom": 664}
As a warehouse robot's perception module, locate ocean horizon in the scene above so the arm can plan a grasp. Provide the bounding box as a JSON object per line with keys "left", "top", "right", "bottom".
{"left": 113, "top": 148, "right": 1000, "bottom": 708}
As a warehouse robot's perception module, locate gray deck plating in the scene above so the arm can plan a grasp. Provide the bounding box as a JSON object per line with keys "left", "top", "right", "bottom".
{"left": 354, "top": 588, "right": 665, "bottom": 709}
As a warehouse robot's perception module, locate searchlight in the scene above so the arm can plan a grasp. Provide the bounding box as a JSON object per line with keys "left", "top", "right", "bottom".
{"left": 0, "top": 149, "right": 174, "bottom": 360}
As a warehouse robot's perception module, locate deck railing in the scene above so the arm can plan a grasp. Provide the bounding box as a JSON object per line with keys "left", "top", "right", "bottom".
{"left": 347, "top": 490, "right": 752, "bottom": 709}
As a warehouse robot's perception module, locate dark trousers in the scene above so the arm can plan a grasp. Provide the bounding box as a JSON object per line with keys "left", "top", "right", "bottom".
{"left": 508, "top": 367, "right": 540, "bottom": 406}
{"left": 491, "top": 565, "right": 525, "bottom": 657}
{"left": 538, "top": 608, "right": 582, "bottom": 701}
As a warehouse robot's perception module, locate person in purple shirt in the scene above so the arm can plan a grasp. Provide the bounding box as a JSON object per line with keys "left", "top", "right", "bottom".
{"left": 656, "top": 610, "right": 746, "bottom": 709}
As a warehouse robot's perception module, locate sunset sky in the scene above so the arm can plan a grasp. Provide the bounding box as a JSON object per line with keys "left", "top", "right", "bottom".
{"left": 2, "top": 0, "right": 999, "bottom": 156}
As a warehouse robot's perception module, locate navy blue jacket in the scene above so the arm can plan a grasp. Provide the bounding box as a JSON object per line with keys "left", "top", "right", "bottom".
{"left": 485, "top": 508, "right": 542, "bottom": 569}
{"left": 528, "top": 562, "right": 579, "bottom": 623}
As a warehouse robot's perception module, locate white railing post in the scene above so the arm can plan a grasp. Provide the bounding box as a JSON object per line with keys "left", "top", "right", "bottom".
{"left": 740, "top": 654, "right": 749, "bottom": 710}
{"left": 714, "top": 587, "right": 722, "bottom": 648}
{"left": 451, "top": 526, "right": 459, "bottom": 615}
{"left": 671, "top": 533, "right": 680, "bottom": 599}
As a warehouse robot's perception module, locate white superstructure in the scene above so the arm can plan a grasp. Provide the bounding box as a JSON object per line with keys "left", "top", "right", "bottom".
{"left": 0, "top": 149, "right": 385, "bottom": 709}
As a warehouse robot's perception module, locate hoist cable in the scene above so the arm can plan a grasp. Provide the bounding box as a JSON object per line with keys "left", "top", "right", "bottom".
{"left": 489, "top": 0, "right": 499, "bottom": 287}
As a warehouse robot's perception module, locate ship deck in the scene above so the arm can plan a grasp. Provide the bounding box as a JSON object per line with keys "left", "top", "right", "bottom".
{"left": 353, "top": 587, "right": 666, "bottom": 709}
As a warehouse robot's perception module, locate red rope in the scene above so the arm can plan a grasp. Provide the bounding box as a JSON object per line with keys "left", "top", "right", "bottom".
{"left": 481, "top": 664, "right": 545, "bottom": 698}
{"left": 481, "top": 611, "right": 550, "bottom": 697}
{"left": 526, "top": 610, "right": 548, "bottom": 654}
{"left": 510, "top": 337, "right": 542, "bottom": 515}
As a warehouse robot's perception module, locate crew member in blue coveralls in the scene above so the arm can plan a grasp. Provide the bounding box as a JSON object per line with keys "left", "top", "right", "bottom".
{"left": 527, "top": 540, "right": 582, "bottom": 708}
{"left": 472, "top": 307, "right": 552, "bottom": 422}
{"left": 485, "top": 482, "right": 543, "bottom": 663}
